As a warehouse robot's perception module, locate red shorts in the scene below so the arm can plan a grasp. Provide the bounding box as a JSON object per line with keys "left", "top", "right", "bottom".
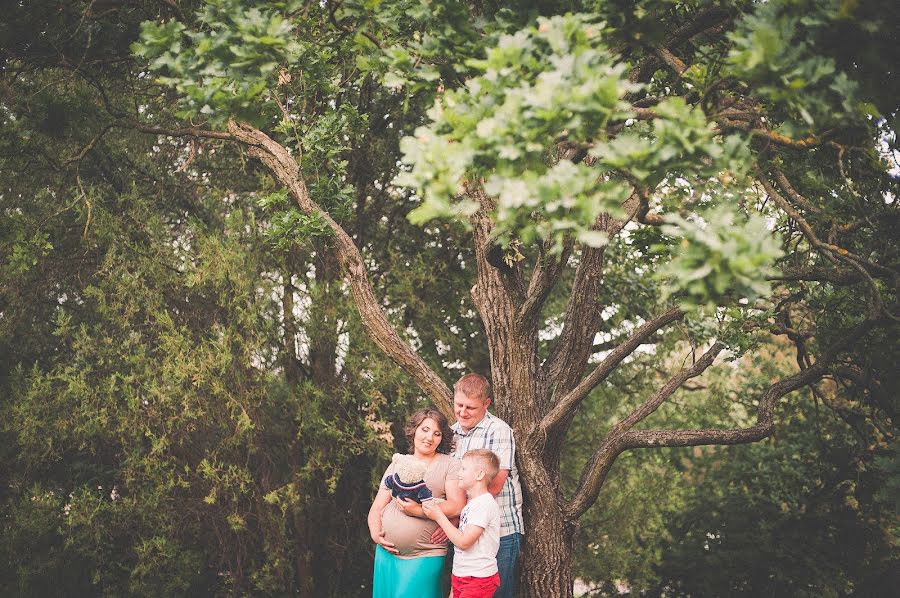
{"left": 451, "top": 572, "right": 501, "bottom": 598}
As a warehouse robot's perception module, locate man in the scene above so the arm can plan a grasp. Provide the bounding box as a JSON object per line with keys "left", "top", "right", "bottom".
{"left": 445, "top": 373, "right": 524, "bottom": 598}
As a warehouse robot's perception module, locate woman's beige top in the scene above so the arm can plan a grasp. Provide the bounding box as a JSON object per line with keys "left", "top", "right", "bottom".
{"left": 379, "top": 453, "right": 460, "bottom": 559}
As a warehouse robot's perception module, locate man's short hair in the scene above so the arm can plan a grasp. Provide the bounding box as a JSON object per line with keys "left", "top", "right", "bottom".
{"left": 464, "top": 449, "right": 500, "bottom": 484}
{"left": 454, "top": 373, "right": 490, "bottom": 402}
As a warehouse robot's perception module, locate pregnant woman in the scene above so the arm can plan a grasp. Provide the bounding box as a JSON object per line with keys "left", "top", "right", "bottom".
{"left": 367, "top": 408, "right": 465, "bottom": 597}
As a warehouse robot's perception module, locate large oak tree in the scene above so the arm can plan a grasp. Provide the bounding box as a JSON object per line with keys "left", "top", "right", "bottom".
{"left": 5, "top": 1, "right": 897, "bottom": 595}
{"left": 130, "top": 1, "right": 897, "bottom": 595}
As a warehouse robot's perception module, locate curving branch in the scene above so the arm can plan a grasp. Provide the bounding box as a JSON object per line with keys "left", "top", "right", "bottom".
{"left": 225, "top": 120, "right": 453, "bottom": 414}
{"left": 126, "top": 121, "right": 235, "bottom": 141}
{"left": 770, "top": 166, "right": 824, "bottom": 215}
{"left": 771, "top": 264, "right": 882, "bottom": 285}
{"left": 633, "top": 182, "right": 666, "bottom": 226}
{"left": 627, "top": 7, "right": 733, "bottom": 86}
{"left": 563, "top": 318, "right": 879, "bottom": 519}
{"left": 65, "top": 123, "right": 115, "bottom": 165}
{"left": 566, "top": 342, "right": 723, "bottom": 518}
{"left": 540, "top": 306, "right": 685, "bottom": 436}
{"left": 759, "top": 174, "right": 899, "bottom": 319}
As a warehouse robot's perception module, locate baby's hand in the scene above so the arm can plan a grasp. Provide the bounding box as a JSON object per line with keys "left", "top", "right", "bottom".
{"left": 421, "top": 501, "right": 445, "bottom": 522}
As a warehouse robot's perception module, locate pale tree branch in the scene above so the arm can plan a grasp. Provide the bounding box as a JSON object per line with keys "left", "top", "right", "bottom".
{"left": 540, "top": 306, "right": 685, "bottom": 436}
{"left": 64, "top": 123, "right": 115, "bottom": 165}
{"left": 627, "top": 7, "right": 733, "bottom": 86}
{"left": 655, "top": 47, "right": 687, "bottom": 76}
{"left": 748, "top": 127, "right": 824, "bottom": 150}
{"left": 770, "top": 166, "right": 824, "bottom": 215}
{"left": 563, "top": 318, "right": 879, "bottom": 520}
{"left": 225, "top": 120, "right": 453, "bottom": 414}
{"left": 126, "top": 121, "right": 235, "bottom": 141}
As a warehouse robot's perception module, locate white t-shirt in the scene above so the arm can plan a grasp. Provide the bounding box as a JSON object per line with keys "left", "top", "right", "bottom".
{"left": 453, "top": 492, "right": 501, "bottom": 578}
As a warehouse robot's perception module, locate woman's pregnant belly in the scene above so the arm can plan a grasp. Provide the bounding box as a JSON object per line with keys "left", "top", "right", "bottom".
{"left": 381, "top": 503, "right": 446, "bottom": 558}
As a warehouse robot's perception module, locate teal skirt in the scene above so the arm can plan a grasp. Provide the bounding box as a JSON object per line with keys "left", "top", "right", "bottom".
{"left": 372, "top": 545, "right": 445, "bottom": 598}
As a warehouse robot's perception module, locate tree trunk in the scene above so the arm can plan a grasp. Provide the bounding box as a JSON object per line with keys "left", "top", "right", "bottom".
{"left": 281, "top": 267, "right": 302, "bottom": 387}
{"left": 467, "top": 200, "right": 580, "bottom": 595}
{"left": 518, "top": 480, "right": 579, "bottom": 598}
{"left": 308, "top": 248, "right": 340, "bottom": 386}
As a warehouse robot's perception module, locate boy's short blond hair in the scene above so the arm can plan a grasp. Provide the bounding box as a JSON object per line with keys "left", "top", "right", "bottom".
{"left": 463, "top": 449, "right": 500, "bottom": 484}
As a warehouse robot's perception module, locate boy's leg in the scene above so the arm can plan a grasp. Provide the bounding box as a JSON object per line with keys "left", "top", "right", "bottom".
{"left": 494, "top": 533, "right": 522, "bottom": 598}
{"left": 443, "top": 544, "right": 454, "bottom": 597}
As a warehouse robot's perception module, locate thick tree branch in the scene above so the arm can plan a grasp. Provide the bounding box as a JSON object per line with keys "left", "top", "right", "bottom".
{"left": 627, "top": 7, "right": 733, "bottom": 86}
{"left": 543, "top": 244, "right": 607, "bottom": 387}
{"left": 564, "top": 317, "right": 879, "bottom": 520}
{"left": 655, "top": 47, "right": 687, "bottom": 76}
{"left": 540, "top": 306, "right": 685, "bottom": 436}
{"left": 125, "top": 121, "right": 235, "bottom": 141}
{"left": 544, "top": 195, "right": 641, "bottom": 396}
{"left": 225, "top": 120, "right": 453, "bottom": 414}
{"left": 633, "top": 182, "right": 666, "bottom": 226}
{"left": 566, "top": 341, "right": 723, "bottom": 518}
{"left": 468, "top": 187, "right": 527, "bottom": 307}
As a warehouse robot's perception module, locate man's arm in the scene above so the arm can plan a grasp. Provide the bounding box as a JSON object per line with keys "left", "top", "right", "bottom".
{"left": 488, "top": 469, "right": 509, "bottom": 497}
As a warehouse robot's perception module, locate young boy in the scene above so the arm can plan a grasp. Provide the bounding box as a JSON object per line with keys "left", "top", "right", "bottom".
{"left": 423, "top": 449, "right": 502, "bottom": 598}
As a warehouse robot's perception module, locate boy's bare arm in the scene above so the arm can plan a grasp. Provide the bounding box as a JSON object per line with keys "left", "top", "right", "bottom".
{"left": 422, "top": 502, "right": 484, "bottom": 550}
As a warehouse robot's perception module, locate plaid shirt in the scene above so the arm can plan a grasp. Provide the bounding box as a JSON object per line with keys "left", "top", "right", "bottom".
{"left": 451, "top": 412, "right": 524, "bottom": 536}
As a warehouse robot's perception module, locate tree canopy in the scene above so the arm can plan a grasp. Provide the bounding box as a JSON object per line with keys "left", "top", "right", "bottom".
{"left": 2, "top": 1, "right": 897, "bottom": 596}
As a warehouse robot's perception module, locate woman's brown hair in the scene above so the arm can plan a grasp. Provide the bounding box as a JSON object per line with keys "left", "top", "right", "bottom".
{"left": 404, "top": 408, "right": 453, "bottom": 454}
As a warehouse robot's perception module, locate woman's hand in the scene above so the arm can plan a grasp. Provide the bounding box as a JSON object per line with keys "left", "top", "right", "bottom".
{"left": 367, "top": 486, "right": 397, "bottom": 554}
{"left": 396, "top": 497, "right": 425, "bottom": 518}
{"left": 370, "top": 529, "right": 399, "bottom": 554}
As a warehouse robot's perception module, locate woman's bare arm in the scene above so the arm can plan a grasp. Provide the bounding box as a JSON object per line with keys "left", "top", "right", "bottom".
{"left": 367, "top": 487, "right": 398, "bottom": 554}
